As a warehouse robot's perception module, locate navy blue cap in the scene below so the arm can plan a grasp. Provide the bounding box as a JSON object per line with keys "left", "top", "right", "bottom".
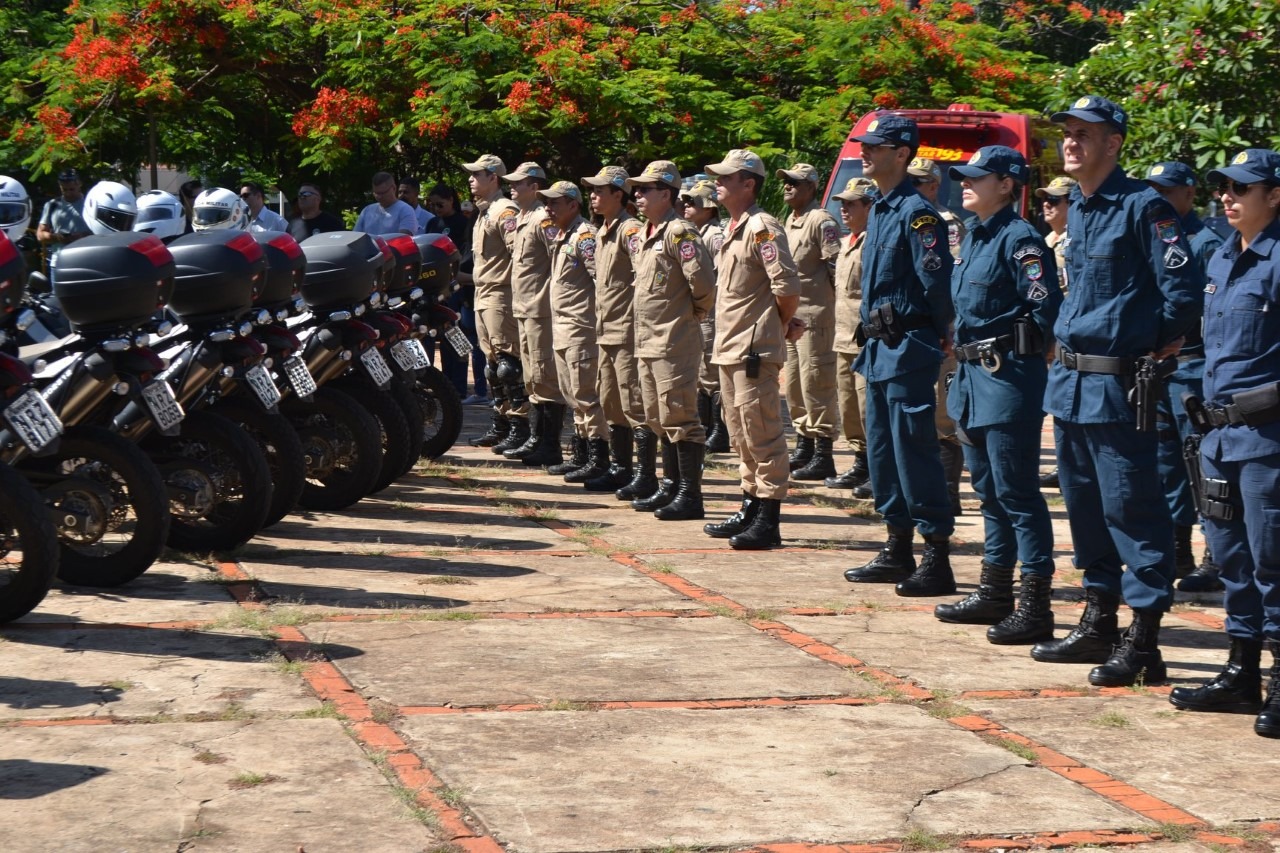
{"left": 57, "top": 168, "right": 81, "bottom": 182}
{"left": 1051, "top": 95, "right": 1128, "bottom": 136}
{"left": 853, "top": 114, "right": 919, "bottom": 149}
{"left": 1207, "top": 149, "right": 1280, "bottom": 186}
{"left": 1144, "top": 162, "right": 1196, "bottom": 187}
{"left": 948, "top": 145, "right": 1029, "bottom": 184}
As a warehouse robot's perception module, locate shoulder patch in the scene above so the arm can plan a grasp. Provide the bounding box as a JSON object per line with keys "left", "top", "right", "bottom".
{"left": 578, "top": 234, "right": 596, "bottom": 260}
{"left": 679, "top": 239, "right": 697, "bottom": 261}
{"left": 753, "top": 230, "right": 775, "bottom": 245}
{"left": 760, "top": 240, "right": 778, "bottom": 264}
{"left": 821, "top": 222, "right": 839, "bottom": 244}
{"left": 1155, "top": 219, "right": 1180, "bottom": 244}
{"left": 1013, "top": 245, "right": 1044, "bottom": 261}
{"left": 911, "top": 214, "right": 939, "bottom": 230}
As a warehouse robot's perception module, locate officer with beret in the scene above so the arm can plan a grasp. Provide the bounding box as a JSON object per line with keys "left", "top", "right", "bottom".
{"left": 680, "top": 179, "right": 731, "bottom": 454}
{"left": 1168, "top": 148, "right": 1280, "bottom": 738}
{"left": 932, "top": 146, "right": 1063, "bottom": 644}
{"left": 841, "top": 114, "right": 958, "bottom": 595}
{"left": 703, "top": 149, "right": 802, "bottom": 549}
{"left": 777, "top": 163, "right": 843, "bottom": 482}
{"left": 1031, "top": 96, "right": 1203, "bottom": 686}
{"left": 1144, "top": 161, "right": 1226, "bottom": 592}
{"left": 627, "top": 160, "right": 716, "bottom": 520}
{"left": 464, "top": 154, "right": 524, "bottom": 448}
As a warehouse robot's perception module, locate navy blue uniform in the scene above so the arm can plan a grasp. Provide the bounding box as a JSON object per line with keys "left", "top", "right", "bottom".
{"left": 854, "top": 177, "right": 955, "bottom": 538}
{"left": 949, "top": 206, "right": 1062, "bottom": 576}
{"left": 1201, "top": 218, "right": 1280, "bottom": 641}
{"left": 1046, "top": 166, "right": 1204, "bottom": 611}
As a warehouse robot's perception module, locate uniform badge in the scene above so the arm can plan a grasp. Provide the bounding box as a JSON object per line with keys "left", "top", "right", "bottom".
{"left": 821, "top": 223, "right": 839, "bottom": 244}
{"left": 1205, "top": 282, "right": 1217, "bottom": 294}
{"left": 678, "top": 239, "right": 697, "bottom": 261}
{"left": 760, "top": 241, "right": 778, "bottom": 264}
{"left": 1155, "top": 219, "right": 1180, "bottom": 243}
{"left": 1023, "top": 259, "right": 1043, "bottom": 281}
{"left": 1028, "top": 281, "right": 1049, "bottom": 302}
{"left": 624, "top": 227, "right": 641, "bottom": 255}
{"left": 753, "top": 230, "right": 774, "bottom": 245}
{"left": 918, "top": 227, "right": 937, "bottom": 249}
{"left": 499, "top": 210, "right": 518, "bottom": 233}
{"left": 923, "top": 249, "right": 941, "bottom": 271}
{"left": 911, "top": 214, "right": 939, "bottom": 230}
{"left": 578, "top": 235, "right": 596, "bottom": 260}
{"left": 947, "top": 225, "right": 960, "bottom": 248}
{"left": 1164, "top": 243, "right": 1189, "bottom": 269}
{"left": 543, "top": 224, "right": 559, "bottom": 240}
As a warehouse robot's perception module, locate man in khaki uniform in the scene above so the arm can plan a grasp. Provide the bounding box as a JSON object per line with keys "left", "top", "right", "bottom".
{"left": 703, "top": 149, "right": 802, "bottom": 550}
{"left": 501, "top": 161, "right": 566, "bottom": 466}
{"left": 464, "top": 154, "right": 523, "bottom": 447}
{"left": 827, "top": 177, "right": 878, "bottom": 494}
{"left": 680, "top": 179, "right": 730, "bottom": 453}
{"left": 909, "top": 156, "right": 966, "bottom": 515}
{"left": 628, "top": 160, "right": 716, "bottom": 521}
{"left": 538, "top": 181, "right": 609, "bottom": 484}
{"left": 778, "top": 162, "right": 843, "bottom": 481}
{"left": 584, "top": 166, "right": 647, "bottom": 494}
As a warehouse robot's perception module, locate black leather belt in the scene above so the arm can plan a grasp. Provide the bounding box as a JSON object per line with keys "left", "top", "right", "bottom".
{"left": 1058, "top": 350, "right": 1133, "bottom": 376}
{"left": 955, "top": 334, "right": 1015, "bottom": 364}
{"left": 1202, "top": 402, "right": 1280, "bottom": 428}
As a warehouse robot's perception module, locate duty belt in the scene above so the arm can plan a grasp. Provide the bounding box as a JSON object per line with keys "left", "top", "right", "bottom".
{"left": 954, "top": 334, "right": 1015, "bottom": 372}
{"left": 1057, "top": 350, "right": 1133, "bottom": 376}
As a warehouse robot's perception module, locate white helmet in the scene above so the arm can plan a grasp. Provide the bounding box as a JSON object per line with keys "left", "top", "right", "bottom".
{"left": 192, "top": 187, "right": 248, "bottom": 231}
{"left": 0, "top": 175, "right": 33, "bottom": 242}
{"left": 133, "top": 189, "right": 186, "bottom": 239}
{"left": 83, "top": 180, "right": 138, "bottom": 234}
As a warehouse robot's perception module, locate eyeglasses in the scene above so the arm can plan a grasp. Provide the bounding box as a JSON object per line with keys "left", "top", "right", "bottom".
{"left": 911, "top": 176, "right": 935, "bottom": 186}
{"left": 1042, "top": 196, "right": 1067, "bottom": 206}
{"left": 633, "top": 186, "right": 660, "bottom": 195}
{"left": 1216, "top": 180, "right": 1259, "bottom": 196}
{"left": 862, "top": 143, "right": 901, "bottom": 153}
{"left": 239, "top": 193, "right": 255, "bottom": 200}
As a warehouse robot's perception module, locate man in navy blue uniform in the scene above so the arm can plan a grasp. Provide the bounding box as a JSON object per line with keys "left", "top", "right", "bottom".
{"left": 1031, "top": 96, "right": 1204, "bottom": 686}
{"left": 842, "top": 113, "right": 957, "bottom": 597}
{"left": 1143, "top": 161, "right": 1225, "bottom": 592}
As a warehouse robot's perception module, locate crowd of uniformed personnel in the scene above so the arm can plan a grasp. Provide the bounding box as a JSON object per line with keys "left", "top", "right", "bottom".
{"left": 459, "top": 92, "right": 1280, "bottom": 739}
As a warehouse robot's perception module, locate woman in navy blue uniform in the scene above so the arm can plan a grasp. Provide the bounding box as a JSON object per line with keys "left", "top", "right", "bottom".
{"left": 1169, "top": 148, "right": 1280, "bottom": 738}
{"left": 933, "top": 146, "right": 1064, "bottom": 645}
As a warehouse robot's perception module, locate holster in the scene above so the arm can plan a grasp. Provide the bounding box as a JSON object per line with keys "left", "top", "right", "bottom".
{"left": 1181, "top": 431, "right": 1235, "bottom": 521}
{"left": 1130, "top": 356, "right": 1175, "bottom": 432}
{"left": 1012, "top": 316, "right": 1043, "bottom": 356}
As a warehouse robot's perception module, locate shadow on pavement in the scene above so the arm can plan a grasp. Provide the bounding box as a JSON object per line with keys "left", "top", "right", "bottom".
{"left": 0, "top": 676, "right": 124, "bottom": 710}
{"left": 0, "top": 759, "right": 108, "bottom": 799}
{"left": 1, "top": 625, "right": 364, "bottom": 661}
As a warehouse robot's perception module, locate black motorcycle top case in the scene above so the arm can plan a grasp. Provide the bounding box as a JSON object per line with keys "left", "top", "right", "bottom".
{"left": 166, "top": 231, "right": 266, "bottom": 325}
{"left": 53, "top": 232, "right": 175, "bottom": 335}
{"left": 299, "top": 231, "right": 384, "bottom": 311}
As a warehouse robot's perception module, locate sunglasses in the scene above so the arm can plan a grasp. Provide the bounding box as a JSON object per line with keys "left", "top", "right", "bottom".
{"left": 297, "top": 190, "right": 317, "bottom": 198}
{"left": 911, "top": 176, "right": 935, "bottom": 186}
{"left": 782, "top": 180, "right": 802, "bottom": 187}
{"left": 633, "top": 186, "right": 661, "bottom": 195}
{"left": 862, "top": 143, "right": 901, "bottom": 153}
{"left": 1042, "top": 196, "right": 1067, "bottom": 206}
{"left": 1216, "top": 180, "right": 1261, "bottom": 196}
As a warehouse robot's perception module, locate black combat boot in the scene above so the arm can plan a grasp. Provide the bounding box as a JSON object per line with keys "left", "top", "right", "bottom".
{"left": 697, "top": 390, "right": 713, "bottom": 432}
{"left": 522, "top": 403, "right": 566, "bottom": 467}
{"left": 1039, "top": 468, "right": 1060, "bottom": 490}
{"left": 470, "top": 409, "right": 509, "bottom": 448}
{"left": 1174, "top": 525, "right": 1196, "bottom": 579}
{"left": 1169, "top": 636, "right": 1263, "bottom": 714}
{"left": 934, "top": 562, "right": 1014, "bottom": 624}
{"left": 704, "top": 492, "right": 759, "bottom": 539}
{"left": 584, "top": 424, "right": 633, "bottom": 491}
{"left": 632, "top": 437, "right": 679, "bottom": 511}
{"left": 1256, "top": 641, "right": 1280, "bottom": 738}
{"left": 788, "top": 435, "right": 815, "bottom": 471}
{"left": 617, "top": 427, "right": 658, "bottom": 501}
{"left": 565, "top": 436, "right": 610, "bottom": 484}
{"left": 1178, "top": 544, "right": 1224, "bottom": 592}
{"left": 1031, "top": 587, "right": 1121, "bottom": 664}
{"left": 655, "top": 441, "right": 705, "bottom": 520}
{"left": 729, "top": 498, "right": 782, "bottom": 550}
{"left": 844, "top": 526, "right": 915, "bottom": 583}
{"left": 940, "top": 438, "right": 964, "bottom": 516}
{"left": 1089, "top": 608, "right": 1168, "bottom": 687}
{"left": 825, "top": 452, "right": 868, "bottom": 490}
{"left": 491, "top": 414, "right": 530, "bottom": 455}
{"left": 987, "top": 574, "right": 1055, "bottom": 645}
{"left": 705, "top": 391, "right": 731, "bottom": 453}
{"left": 548, "top": 434, "right": 588, "bottom": 475}
{"left": 793, "top": 437, "right": 837, "bottom": 481}
{"left": 503, "top": 401, "right": 542, "bottom": 460}
{"left": 896, "top": 534, "right": 957, "bottom": 597}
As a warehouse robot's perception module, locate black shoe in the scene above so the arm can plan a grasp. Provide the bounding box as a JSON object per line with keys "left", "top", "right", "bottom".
{"left": 935, "top": 562, "right": 1014, "bottom": 624}
{"left": 564, "top": 437, "right": 610, "bottom": 484}
{"left": 845, "top": 526, "right": 914, "bottom": 583}
{"left": 896, "top": 534, "right": 957, "bottom": 597}
{"left": 491, "top": 415, "right": 530, "bottom": 454}
{"left": 654, "top": 442, "right": 705, "bottom": 521}
{"left": 729, "top": 498, "right": 782, "bottom": 550}
{"left": 470, "top": 411, "right": 509, "bottom": 447}
{"left": 547, "top": 435, "right": 588, "bottom": 475}
{"left": 825, "top": 452, "right": 868, "bottom": 490}
{"left": 987, "top": 574, "right": 1056, "bottom": 645}
{"left": 522, "top": 403, "right": 566, "bottom": 468}
{"left": 706, "top": 391, "right": 730, "bottom": 454}
{"left": 1170, "top": 636, "right": 1263, "bottom": 714}
{"left": 1038, "top": 468, "right": 1059, "bottom": 490}
{"left": 1089, "top": 609, "right": 1168, "bottom": 687}
{"left": 1174, "top": 525, "right": 1196, "bottom": 580}
{"left": 503, "top": 403, "right": 542, "bottom": 459}
{"left": 1178, "top": 547, "right": 1225, "bottom": 592}
{"left": 793, "top": 437, "right": 837, "bottom": 481}
{"left": 584, "top": 424, "right": 634, "bottom": 491}
{"left": 617, "top": 428, "right": 658, "bottom": 501}
{"left": 788, "top": 435, "right": 815, "bottom": 471}
{"left": 940, "top": 438, "right": 964, "bottom": 517}
{"left": 1256, "top": 641, "right": 1280, "bottom": 738}
{"left": 705, "top": 493, "right": 759, "bottom": 539}
{"left": 632, "top": 438, "right": 679, "bottom": 511}
{"left": 1031, "top": 587, "right": 1121, "bottom": 664}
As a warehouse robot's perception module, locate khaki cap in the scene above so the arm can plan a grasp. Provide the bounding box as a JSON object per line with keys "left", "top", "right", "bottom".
{"left": 537, "top": 180, "right": 582, "bottom": 201}
{"left": 832, "top": 177, "right": 878, "bottom": 202}
{"left": 462, "top": 154, "right": 507, "bottom": 175}
{"left": 581, "top": 166, "right": 631, "bottom": 189}
{"left": 776, "top": 163, "right": 820, "bottom": 184}
{"left": 705, "top": 149, "right": 766, "bottom": 178}
{"left": 907, "top": 157, "right": 942, "bottom": 182}
{"left": 1034, "top": 176, "right": 1078, "bottom": 198}
{"left": 629, "top": 160, "right": 682, "bottom": 189}
{"left": 503, "top": 161, "right": 547, "bottom": 182}
{"left": 680, "top": 179, "right": 719, "bottom": 209}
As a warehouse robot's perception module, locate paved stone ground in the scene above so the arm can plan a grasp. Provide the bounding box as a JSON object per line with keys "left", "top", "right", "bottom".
{"left": 2, "top": 405, "right": 1278, "bottom": 853}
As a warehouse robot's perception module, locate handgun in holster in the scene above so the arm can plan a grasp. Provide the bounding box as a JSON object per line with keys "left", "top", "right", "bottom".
{"left": 1130, "top": 356, "right": 1175, "bottom": 432}
{"left": 1180, "top": 426, "right": 1235, "bottom": 522}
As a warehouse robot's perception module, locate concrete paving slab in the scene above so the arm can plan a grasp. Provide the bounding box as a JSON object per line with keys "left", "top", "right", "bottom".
{"left": 242, "top": 551, "right": 699, "bottom": 615}
{"left": 0, "top": 626, "right": 322, "bottom": 720}
{"left": 398, "top": 704, "right": 1147, "bottom": 852}
{"left": 972, "top": 695, "right": 1280, "bottom": 826}
{"left": 310, "top": 616, "right": 874, "bottom": 707}
{"left": 0, "top": 719, "right": 440, "bottom": 852}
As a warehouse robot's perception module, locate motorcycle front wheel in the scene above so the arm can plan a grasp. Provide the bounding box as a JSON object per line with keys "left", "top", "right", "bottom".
{"left": 0, "top": 462, "right": 60, "bottom": 623}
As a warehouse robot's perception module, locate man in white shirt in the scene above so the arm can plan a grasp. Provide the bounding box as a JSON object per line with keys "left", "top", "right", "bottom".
{"left": 239, "top": 182, "right": 288, "bottom": 232}
{"left": 354, "top": 171, "right": 419, "bottom": 235}
{"left": 398, "top": 176, "right": 436, "bottom": 234}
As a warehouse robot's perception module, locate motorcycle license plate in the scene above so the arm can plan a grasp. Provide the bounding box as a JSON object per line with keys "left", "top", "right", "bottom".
{"left": 391, "top": 339, "right": 430, "bottom": 372}
{"left": 142, "top": 381, "right": 185, "bottom": 433}
{"left": 360, "top": 347, "right": 394, "bottom": 389}
{"left": 445, "top": 325, "right": 473, "bottom": 358}
{"left": 245, "top": 364, "right": 281, "bottom": 409}
{"left": 283, "top": 356, "right": 317, "bottom": 398}
{"left": 3, "top": 389, "right": 63, "bottom": 453}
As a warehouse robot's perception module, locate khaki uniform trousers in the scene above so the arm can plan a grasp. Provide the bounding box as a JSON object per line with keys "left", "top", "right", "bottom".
{"left": 476, "top": 292, "right": 524, "bottom": 416}
{"left": 720, "top": 362, "right": 789, "bottom": 500}
{"left": 554, "top": 344, "right": 607, "bottom": 439}
{"left": 518, "top": 316, "right": 563, "bottom": 405}
{"left": 638, "top": 356, "right": 705, "bottom": 444}
{"left": 599, "top": 343, "right": 645, "bottom": 429}
{"left": 836, "top": 349, "right": 868, "bottom": 455}
{"left": 698, "top": 319, "right": 719, "bottom": 394}
{"left": 783, "top": 322, "right": 839, "bottom": 439}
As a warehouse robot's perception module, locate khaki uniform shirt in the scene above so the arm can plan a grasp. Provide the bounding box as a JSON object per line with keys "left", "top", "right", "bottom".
{"left": 833, "top": 231, "right": 867, "bottom": 355}
{"left": 712, "top": 204, "right": 801, "bottom": 366}
{"left": 511, "top": 202, "right": 555, "bottom": 319}
{"left": 472, "top": 191, "right": 520, "bottom": 310}
{"left": 594, "top": 213, "right": 642, "bottom": 346}
{"left": 700, "top": 221, "right": 726, "bottom": 264}
{"left": 632, "top": 210, "right": 715, "bottom": 360}
{"left": 783, "top": 202, "right": 841, "bottom": 324}
{"left": 1047, "top": 229, "right": 1068, "bottom": 292}
{"left": 942, "top": 208, "right": 967, "bottom": 262}
{"left": 549, "top": 216, "right": 599, "bottom": 346}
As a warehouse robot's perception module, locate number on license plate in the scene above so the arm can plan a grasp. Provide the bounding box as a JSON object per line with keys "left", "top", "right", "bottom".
{"left": 245, "top": 364, "right": 282, "bottom": 408}
{"left": 360, "top": 347, "right": 394, "bottom": 389}
{"left": 3, "top": 389, "right": 63, "bottom": 452}
{"left": 142, "top": 381, "right": 185, "bottom": 432}
{"left": 283, "top": 356, "right": 317, "bottom": 398}
{"left": 445, "top": 325, "right": 473, "bottom": 358}
{"left": 391, "top": 339, "right": 430, "bottom": 372}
